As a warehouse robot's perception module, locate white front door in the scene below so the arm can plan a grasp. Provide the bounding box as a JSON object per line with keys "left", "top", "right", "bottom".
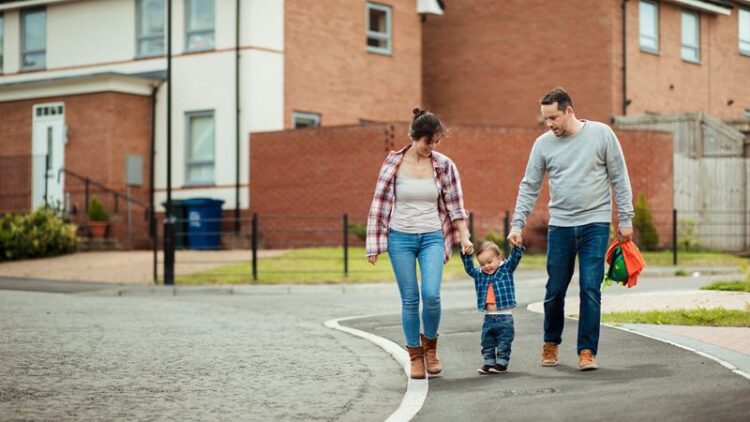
{"left": 32, "top": 103, "right": 66, "bottom": 210}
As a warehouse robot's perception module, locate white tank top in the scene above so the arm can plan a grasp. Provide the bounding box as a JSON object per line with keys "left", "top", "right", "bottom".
{"left": 390, "top": 171, "right": 442, "bottom": 234}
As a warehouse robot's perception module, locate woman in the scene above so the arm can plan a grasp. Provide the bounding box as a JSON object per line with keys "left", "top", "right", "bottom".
{"left": 366, "top": 108, "right": 473, "bottom": 379}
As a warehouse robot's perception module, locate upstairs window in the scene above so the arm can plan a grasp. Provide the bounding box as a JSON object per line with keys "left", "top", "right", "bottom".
{"left": 367, "top": 2, "right": 392, "bottom": 55}
{"left": 639, "top": 0, "right": 659, "bottom": 53}
{"left": 681, "top": 10, "right": 700, "bottom": 63}
{"left": 292, "top": 111, "right": 321, "bottom": 128}
{"left": 186, "top": 111, "right": 215, "bottom": 185}
{"left": 0, "top": 14, "right": 4, "bottom": 73}
{"left": 185, "top": 0, "right": 215, "bottom": 52}
{"left": 137, "top": 0, "right": 165, "bottom": 57}
{"left": 21, "top": 8, "right": 46, "bottom": 70}
{"left": 740, "top": 9, "right": 750, "bottom": 56}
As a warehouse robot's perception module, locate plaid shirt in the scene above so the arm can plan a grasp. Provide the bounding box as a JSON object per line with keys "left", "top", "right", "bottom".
{"left": 366, "top": 145, "right": 469, "bottom": 263}
{"left": 461, "top": 246, "right": 525, "bottom": 312}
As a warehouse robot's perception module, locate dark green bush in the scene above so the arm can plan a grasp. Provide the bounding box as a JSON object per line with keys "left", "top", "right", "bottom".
{"left": 0, "top": 208, "right": 78, "bottom": 261}
{"left": 348, "top": 223, "right": 367, "bottom": 241}
{"left": 633, "top": 193, "right": 659, "bottom": 251}
{"left": 479, "top": 230, "right": 504, "bottom": 250}
{"left": 88, "top": 196, "right": 108, "bottom": 222}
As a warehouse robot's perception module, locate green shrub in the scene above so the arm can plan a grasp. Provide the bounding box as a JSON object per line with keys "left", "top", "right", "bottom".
{"left": 88, "top": 196, "right": 108, "bottom": 222}
{"left": 0, "top": 208, "right": 78, "bottom": 261}
{"left": 633, "top": 193, "right": 659, "bottom": 251}
{"left": 678, "top": 218, "right": 700, "bottom": 252}
{"left": 479, "top": 230, "right": 505, "bottom": 250}
{"left": 348, "top": 223, "right": 366, "bottom": 241}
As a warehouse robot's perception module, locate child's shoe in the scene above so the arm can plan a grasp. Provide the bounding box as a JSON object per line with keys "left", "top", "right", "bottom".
{"left": 477, "top": 365, "right": 494, "bottom": 375}
{"left": 489, "top": 364, "right": 507, "bottom": 374}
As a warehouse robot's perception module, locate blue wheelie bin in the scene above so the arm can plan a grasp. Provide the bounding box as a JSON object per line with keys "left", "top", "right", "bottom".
{"left": 182, "top": 198, "right": 225, "bottom": 250}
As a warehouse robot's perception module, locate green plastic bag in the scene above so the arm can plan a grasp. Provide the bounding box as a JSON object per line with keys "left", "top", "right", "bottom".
{"left": 607, "top": 245, "right": 628, "bottom": 283}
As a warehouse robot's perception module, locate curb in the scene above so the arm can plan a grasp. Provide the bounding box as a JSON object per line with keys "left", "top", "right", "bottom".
{"left": 324, "top": 315, "right": 428, "bottom": 422}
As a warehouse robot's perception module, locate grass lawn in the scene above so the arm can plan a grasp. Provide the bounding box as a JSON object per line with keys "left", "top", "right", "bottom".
{"left": 700, "top": 280, "right": 750, "bottom": 293}
{"left": 175, "top": 247, "right": 546, "bottom": 284}
{"left": 601, "top": 307, "right": 750, "bottom": 327}
{"left": 643, "top": 251, "right": 745, "bottom": 267}
{"left": 175, "top": 247, "right": 745, "bottom": 285}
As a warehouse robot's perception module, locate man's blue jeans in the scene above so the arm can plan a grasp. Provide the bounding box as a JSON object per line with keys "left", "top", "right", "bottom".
{"left": 481, "top": 314, "right": 514, "bottom": 367}
{"left": 388, "top": 229, "right": 445, "bottom": 347}
{"left": 544, "top": 223, "right": 610, "bottom": 355}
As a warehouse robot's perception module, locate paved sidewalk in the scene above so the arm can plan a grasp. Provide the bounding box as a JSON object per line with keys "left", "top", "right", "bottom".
{"left": 0, "top": 250, "right": 283, "bottom": 284}
{"left": 527, "top": 289, "right": 750, "bottom": 376}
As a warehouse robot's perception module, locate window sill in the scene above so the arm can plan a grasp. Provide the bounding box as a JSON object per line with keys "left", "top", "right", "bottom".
{"left": 740, "top": 50, "right": 750, "bottom": 58}
{"left": 366, "top": 47, "right": 392, "bottom": 56}
{"left": 183, "top": 182, "right": 216, "bottom": 188}
{"left": 682, "top": 58, "right": 701, "bottom": 65}
{"left": 183, "top": 48, "right": 216, "bottom": 55}
{"left": 19, "top": 67, "right": 47, "bottom": 73}
{"left": 135, "top": 53, "right": 165, "bottom": 60}
{"left": 639, "top": 48, "right": 661, "bottom": 56}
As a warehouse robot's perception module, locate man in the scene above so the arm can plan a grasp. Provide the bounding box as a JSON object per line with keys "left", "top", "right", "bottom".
{"left": 507, "top": 87, "right": 634, "bottom": 371}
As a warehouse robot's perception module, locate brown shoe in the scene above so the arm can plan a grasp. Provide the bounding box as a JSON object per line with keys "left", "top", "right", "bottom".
{"left": 541, "top": 342, "right": 559, "bottom": 367}
{"left": 421, "top": 334, "right": 442, "bottom": 375}
{"left": 407, "top": 346, "right": 426, "bottom": 379}
{"left": 579, "top": 349, "right": 598, "bottom": 371}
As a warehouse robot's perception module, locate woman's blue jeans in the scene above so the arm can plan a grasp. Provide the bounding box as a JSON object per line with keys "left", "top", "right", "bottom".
{"left": 544, "top": 223, "right": 610, "bottom": 355}
{"left": 388, "top": 229, "right": 445, "bottom": 347}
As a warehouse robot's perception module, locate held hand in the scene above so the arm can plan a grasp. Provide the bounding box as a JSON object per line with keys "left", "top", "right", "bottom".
{"left": 367, "top": 255, "right": 378, "bottom": 265}
{"left": 460, "top": 237, "right": 474, "bottom": 255}
{"left": 617, "top": 227, "right": 634, "bottom": 242}
{"left": 507, "top": 230, "right": 523, "bottom": 247}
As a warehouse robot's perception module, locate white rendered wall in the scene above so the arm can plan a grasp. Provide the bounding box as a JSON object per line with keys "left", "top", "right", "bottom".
{"left": 0, "top": 0, "right": 285, "bottom": 212}
{"left": 47, "top": 0, "right": 135, "bottom": 67}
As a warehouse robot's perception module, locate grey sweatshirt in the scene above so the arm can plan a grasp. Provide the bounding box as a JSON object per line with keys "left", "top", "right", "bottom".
{"left": 511, "top": 120, "right": 634, "bottom": 231}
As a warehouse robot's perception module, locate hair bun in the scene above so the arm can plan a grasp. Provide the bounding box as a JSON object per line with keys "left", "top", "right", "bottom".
{"left": 412, "top": 108, "right": 425, "bottom": 119}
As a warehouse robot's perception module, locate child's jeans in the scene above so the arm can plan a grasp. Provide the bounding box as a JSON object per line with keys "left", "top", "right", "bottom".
{"left": 481, "top": 314, "right": 515, "bottom": 367}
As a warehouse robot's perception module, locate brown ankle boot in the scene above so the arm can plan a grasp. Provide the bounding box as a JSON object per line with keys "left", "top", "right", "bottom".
{"left": 406, "top": 346, "right": 426, "bottom": 379}
{"left": 421, "top": 334, "right": 442, "bottom": 375}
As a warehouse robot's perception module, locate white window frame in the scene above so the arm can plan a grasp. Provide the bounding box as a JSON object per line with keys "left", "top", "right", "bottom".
{"left": 366, "top": 2, "right": 392, "bottom": 55}
{"left": 639, "top": 0, "right": 660, "bottom": 53}
{"left": 185, "top": 110, "right": 215, "bottom": 186}
{"left": 0, "top": 13, "right": 4, "bottom": 74}
{"left": 21, "top": 8, "right": 46, "bottom": 71}
{"left": 136, "top": 0, "right": 165, "bottom": 57}
{"left": 740, "top": 8, "right": 750, "bottom": 57}
{"left": 292, "top": 111, "right": 321, "bottom": 128}
{"left": 681, "top": 10, "right": 701, "bottom": 63}
{"left": 185, "top": 0, "right": 215, "bottom": 52}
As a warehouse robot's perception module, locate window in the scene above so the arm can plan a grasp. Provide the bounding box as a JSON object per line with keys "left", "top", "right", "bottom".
{"left": 681, "top": 10, "right": 700, "bottom": 63}
{"left": 639, "top": 0, "right": 659, "bottom": 53}
{"left": 292, "top": 112, "right": 321, "bottom": 128}
{"left": 185, "top": 111, "right": 215, "bottom": 185}
{"left": 21, "top": 8, "right": 46, "bottom": 70}
{"left": 740, "top": 9, "right": 750, "bottom": 56}
{"left": 0, "top": 14, "right": 4, "bottom": 73}
{"left": 185, "top": 0, "right": 214, "bottom": 52}
{"left": 366, "top": 2, "right": 392, "bottom": 55}
{"left": 137, "top": 0, "right": 164, "bottom": 57}
{"left": 745, "top": 109, "right": 750, "bottom": 119}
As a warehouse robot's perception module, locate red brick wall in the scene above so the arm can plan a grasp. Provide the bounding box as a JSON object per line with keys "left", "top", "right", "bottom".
{"left": 284, "top": 0, "right": 422, "bottom": 127}
{"left": 0, "top": 92, "right": 154, "bottom": 248}
{"left": 627, "top": 2, "right": 750, "bottom": 119}
{"left": 422, "top": 0, "right": 619, "bottom": 127}
{"left": 422, "top": 0, "right": 750, "bottom": 126}
{"left": 250, "top": 124, "right": 674, "bottom": 249}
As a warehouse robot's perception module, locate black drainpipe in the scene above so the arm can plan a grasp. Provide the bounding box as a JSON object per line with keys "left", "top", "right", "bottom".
{"left": 622, "top": 0, "right": 628, "bottom": 116}
{"left": 149, "top": 84, "right": 159, "bottom": 232}
{"left": 235, "top": 0, "right": 241, "bottom": 233}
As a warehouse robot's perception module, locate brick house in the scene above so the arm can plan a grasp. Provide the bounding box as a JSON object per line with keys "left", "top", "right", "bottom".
{"left": 0, "top": 0, "right": 438, "bottom": 247}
